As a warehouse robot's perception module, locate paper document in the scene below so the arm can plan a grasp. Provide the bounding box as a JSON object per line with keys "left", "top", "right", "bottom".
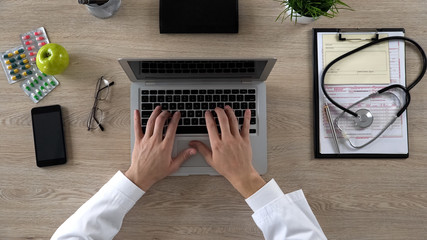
{"left": 323, "top": 34, "right": 390, "bottom": 85}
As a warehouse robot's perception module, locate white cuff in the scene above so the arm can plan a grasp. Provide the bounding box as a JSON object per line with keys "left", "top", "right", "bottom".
{"left": 106, "top": 171, "right": 145, "bottom": 203}
{"left": 245, "top": 179, "right": 284, "bottom": 212}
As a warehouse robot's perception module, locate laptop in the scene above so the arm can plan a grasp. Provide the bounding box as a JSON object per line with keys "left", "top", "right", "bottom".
{"left": 118, "top": 58, "right": 276, "bottom": 176}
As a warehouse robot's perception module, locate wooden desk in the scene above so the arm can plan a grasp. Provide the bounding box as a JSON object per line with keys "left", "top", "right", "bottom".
{"left": 1, "top": 0, "right": 427, "bottom": 239}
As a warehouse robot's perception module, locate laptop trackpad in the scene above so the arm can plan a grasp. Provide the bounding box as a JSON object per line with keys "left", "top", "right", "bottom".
{"left": 174, "top": 138, "right": 210, "bottom": 167}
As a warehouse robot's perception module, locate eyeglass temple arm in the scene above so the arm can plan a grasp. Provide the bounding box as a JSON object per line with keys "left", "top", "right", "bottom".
{"left": 93, "top": 115, "right": 105, "bottom": 131}
{"left": 99, "top": 81, "right": 115, "bottom": 92}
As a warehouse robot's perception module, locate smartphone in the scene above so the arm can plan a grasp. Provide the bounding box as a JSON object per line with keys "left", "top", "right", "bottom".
{"left": 31, "top": 105, "right": 67, "bottom": 167}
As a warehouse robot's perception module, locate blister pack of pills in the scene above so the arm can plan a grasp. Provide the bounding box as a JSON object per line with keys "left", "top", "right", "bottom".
{"left": 20, "top": 69, "right": 59, "bottom": 103}
{"left": 20, "top": 27, "right": 50, "bottom": 64}
{"left": 1, "top": 46, "right": 34, "bottom": 84}
{"left": 0, "top": 27, "right": 60, "bottom": 103}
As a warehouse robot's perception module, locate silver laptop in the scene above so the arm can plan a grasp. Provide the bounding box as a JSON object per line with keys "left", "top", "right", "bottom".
{"left": 119, "top": 58, "right": 276, "bottom": 176}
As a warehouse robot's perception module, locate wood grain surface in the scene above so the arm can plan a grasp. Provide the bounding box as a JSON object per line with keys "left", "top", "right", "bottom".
{"left": 1, "top": 0, "right": 427, "bottom": 239}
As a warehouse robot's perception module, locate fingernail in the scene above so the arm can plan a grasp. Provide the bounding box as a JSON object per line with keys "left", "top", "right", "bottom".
{"left": 189, "top": 150, "right": 196, "bottom": 155}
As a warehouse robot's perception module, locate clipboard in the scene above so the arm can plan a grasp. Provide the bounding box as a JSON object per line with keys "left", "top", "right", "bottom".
{"left": 313, "top": 28, "right": 409, "bottom": 158}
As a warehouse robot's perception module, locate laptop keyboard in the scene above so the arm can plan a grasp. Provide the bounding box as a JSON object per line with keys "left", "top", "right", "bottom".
{"left": 140, "top": 89, "right": 257, "bottom": 134}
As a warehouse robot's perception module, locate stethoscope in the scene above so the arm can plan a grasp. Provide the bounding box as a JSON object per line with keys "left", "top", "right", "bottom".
{"left": 321, "top": 36, "right": 427, "bottom": 149}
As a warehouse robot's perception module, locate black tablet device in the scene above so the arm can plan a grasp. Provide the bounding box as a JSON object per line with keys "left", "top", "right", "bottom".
{"left": 160, "top": 0, "right": 238, "bottom": 33}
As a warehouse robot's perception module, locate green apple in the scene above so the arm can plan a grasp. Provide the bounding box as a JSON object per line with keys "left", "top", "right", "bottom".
{"left": 36, "top": 43, "right": 69, "bottom": 75}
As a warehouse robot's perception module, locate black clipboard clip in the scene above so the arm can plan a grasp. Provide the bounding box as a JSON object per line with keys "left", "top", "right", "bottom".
{"left": 338, "top": 28, "right": 379, "bottom": 41}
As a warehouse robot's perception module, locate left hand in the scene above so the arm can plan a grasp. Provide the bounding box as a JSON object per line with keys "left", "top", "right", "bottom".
{"left": 125, "top": 107, "right": 197, "bottom": 191}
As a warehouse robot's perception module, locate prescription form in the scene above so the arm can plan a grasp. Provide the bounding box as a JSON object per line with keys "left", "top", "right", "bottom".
{"left": 316, "top": 31, "right": 408, "bottom": 155}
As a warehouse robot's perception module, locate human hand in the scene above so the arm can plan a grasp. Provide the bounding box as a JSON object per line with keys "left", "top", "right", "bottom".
{"left": 125, "top": 107, "right": 197, "bottom": 191}
{"left": 190, "top": 106, "right": 266, "bottom": 198}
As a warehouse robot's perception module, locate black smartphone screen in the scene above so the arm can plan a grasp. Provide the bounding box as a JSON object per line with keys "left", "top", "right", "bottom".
{"left": 31, "top": 105, "right": 66, "bottom": 167}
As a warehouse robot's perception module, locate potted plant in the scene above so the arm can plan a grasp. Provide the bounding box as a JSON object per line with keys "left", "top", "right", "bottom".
{"left": 275, "top": 0, "right": 353, "bottom": 24}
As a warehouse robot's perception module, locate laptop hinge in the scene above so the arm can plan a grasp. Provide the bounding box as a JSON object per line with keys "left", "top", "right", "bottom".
{"left": 241, "top": 80, "right": 252, "bottom": 84}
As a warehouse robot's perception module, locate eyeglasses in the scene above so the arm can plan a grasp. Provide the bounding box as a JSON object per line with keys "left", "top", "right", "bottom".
{"left": 87, "top": 76, "right": 115, "bottom": 131}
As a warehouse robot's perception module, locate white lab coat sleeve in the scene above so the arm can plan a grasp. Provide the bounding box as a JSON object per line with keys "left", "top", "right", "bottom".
{"left": 245, "top": 179, "right": 327, "bottom": 240}
{"left": 51, "top": 171, "right": 145, "bottom": 240}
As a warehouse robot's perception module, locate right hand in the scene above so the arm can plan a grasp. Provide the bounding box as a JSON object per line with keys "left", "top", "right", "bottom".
{"left": 190, "top": 106, "right": 266, "bottom": 198}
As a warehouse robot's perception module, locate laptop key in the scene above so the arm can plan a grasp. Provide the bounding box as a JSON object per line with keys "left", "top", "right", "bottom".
{"left": 178, "top": 103, "right": 185, "bottom": 109}
{"left": 161, "top": 103, "right": 168, "bottom": 110}
{"left": 250, "top": 118, "right": 256, "bottom": 124}
{"left": 141, "top": 111, "right": 152, "bottom": 118}
{"left": 141, "top": 103, "right": 153, "bottom": 110}
{"left": 176, "top": 126, "right": 208, "bottom": 134}
{"left": 141, "top": 118, "right": 148, "bottom": 125}
{"left": 141, "top": 90, "right": 149, "bottom": 95}
{"left": 141, "top": 96, "right": 149, "bottom": 102}
{"left": 245, "top": 95, "right": 256, "bottom": 101}
{"left": 249, "top": 102, "right": 256, "bottom": 109}
{"left": 192, "top": 118, "right": 198, "bottom": 125}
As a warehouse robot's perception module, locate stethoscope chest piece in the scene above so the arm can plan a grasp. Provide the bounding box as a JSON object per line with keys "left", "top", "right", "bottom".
{"left": 353, "top": 109, "right": 373, "bottom": 128}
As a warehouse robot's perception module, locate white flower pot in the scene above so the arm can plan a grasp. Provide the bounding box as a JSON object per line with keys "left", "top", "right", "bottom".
{"left": 286, "top": 9, "right": 316, "bottom": 24}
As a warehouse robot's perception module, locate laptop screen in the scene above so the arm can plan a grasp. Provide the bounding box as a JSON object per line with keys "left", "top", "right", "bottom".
{"left": 127, "top": 60, "right": 269, "bottom": 80}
